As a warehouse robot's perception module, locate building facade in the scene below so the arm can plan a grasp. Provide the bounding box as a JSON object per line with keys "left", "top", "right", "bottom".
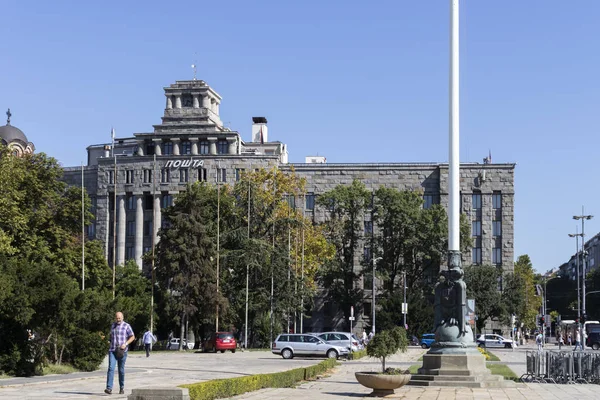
{"left": 63, "top": 79, "right": 516, "bottom": 332}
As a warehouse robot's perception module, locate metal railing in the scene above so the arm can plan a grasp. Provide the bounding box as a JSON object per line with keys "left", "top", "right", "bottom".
{"left": 521, "top": 350, "right": 600, "bottom": 384}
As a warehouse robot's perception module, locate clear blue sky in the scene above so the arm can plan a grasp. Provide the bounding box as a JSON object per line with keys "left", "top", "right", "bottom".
{"left": 2, "top": 1, "right": 599, "bottom": 273}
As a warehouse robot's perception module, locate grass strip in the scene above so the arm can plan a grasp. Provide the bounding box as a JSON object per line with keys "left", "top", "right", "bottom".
{"left": 349, "top": 349, "right": 367, "bottom": 360}
{"left": 407, "top": 362, "right": 517, "bottom": 381}
{"left": 181, "top": 358, "right": 338, "bottom": 400}
{"left": 42, "top": 364, "right": 79, "bottom": 375}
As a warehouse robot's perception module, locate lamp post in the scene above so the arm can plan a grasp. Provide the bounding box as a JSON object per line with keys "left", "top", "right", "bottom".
{"left": 568, "top": 231, "right": 583, "bottom": 324}
{"left": 372, "top": 257, "right": 382, "bottom": 335}
{"left": 543, "top": 275, "right": 561, "bottom": 343}
{"left": 573, "top": 209, "right": 593, "bottom": 319}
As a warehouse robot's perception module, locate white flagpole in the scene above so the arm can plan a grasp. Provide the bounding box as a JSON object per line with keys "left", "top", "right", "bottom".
{"left": 82, "top": 162, "right": 85, "bottom": 291}
{"left": 448, "top": 0, "right": 460, "bottom": 252}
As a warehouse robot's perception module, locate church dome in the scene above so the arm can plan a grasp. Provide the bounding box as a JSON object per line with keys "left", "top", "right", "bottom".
{"left": 0, "top": 124, "right": 28, "bottom": 145}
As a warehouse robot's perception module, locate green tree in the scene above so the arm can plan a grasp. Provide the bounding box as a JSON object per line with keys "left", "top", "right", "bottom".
{"left": 464, "top": 264, "right": 505, "bottom": 333}
{"left": 317, "top": 179, "right": 371, "bottom": 324}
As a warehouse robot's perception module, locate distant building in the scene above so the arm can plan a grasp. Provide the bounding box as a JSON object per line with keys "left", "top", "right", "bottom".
{"left": 559, "top": 232, "right": 600, "bottom": 282}
{"left": 62, "top": 78, "right": 516, "bottom": 333}
{"left": 0, "top": 109, "right": 35, "bottom": 156}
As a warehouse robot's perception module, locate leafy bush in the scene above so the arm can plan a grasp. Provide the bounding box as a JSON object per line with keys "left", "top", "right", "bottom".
{"left": 348, "top": 349, "right": 367, "bottom": 360}
{"left": 366, "top": 327, "right": 408, "bottom": 373}
{"left": 182, "top": 358, "right": 337, "bottom": 400}
{"left": 70, "top": 330, "right": 109, "bottom": 372}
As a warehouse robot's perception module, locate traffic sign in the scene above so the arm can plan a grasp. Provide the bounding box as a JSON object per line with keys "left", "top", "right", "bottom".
{"left": 349, "top": 317, "right": 355, "bottom": 321}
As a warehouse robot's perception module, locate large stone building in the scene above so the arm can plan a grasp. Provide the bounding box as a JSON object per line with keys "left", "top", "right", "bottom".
{"left": 63, "top": 79, "right": 515, "bottom": 332}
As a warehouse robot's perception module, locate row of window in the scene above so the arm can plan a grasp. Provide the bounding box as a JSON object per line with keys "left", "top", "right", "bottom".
{"left": 144, "top": 139, "right": 229, "bottom": 156}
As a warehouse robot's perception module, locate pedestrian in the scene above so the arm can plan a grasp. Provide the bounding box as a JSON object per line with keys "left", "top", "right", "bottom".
{"left": 567, "top": 332, "right": 572, "bottom": 346}
{"left": 368, "top": 330, "right": 374, "bottom": 342}
{"left": 105, "top": 311, "right": 135, "bottom": 395}
{"left": 361, "top": 329, "right": 367, "bottom": 346}
{"left": 142, "top": 327, "right": 157, "bottom": 357}
{"left": 573, "top": 328, "right": 582, "bottom": 351}
{"left": 558, "top": 333, "right": 564, "bottom": 350}
{"left": 535, "top": 332, "right": 543, "bottom": 351}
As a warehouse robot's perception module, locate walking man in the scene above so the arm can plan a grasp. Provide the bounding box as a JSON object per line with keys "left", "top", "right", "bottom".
{"left": 105, "top": 312, "right": 135, "bottom": 395}
{"left": 535, "top": 332, "right": 543, "bottom": 351}
{"left": 573, "top": 328, "right": 582, "bottom": 351}
{"left": 143, "top": 328, "right": 157, "bottom": 357}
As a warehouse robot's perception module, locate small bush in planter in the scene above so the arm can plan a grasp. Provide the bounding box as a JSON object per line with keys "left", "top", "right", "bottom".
{"left": 366, "top": 327, "right": 408, "bottom": 373}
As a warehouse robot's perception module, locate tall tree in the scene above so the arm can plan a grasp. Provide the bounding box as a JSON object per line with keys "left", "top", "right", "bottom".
{"left": 317, "top": 179, "right": 371, "bottom": 324}
{"left": 464, "top": 264, "right": 505, "bottom": 333}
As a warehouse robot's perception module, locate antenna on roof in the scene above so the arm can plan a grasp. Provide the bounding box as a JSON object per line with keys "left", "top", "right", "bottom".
{"left": 192, "top": 52, "right": 198, "bottom": 81}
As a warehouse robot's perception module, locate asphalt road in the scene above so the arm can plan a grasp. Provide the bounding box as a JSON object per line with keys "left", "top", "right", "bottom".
{"left": 0, "top": 349, "right": 324, "bottom": 399}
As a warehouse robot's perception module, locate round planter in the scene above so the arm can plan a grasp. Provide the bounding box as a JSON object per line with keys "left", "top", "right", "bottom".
{"left": 354, "top": 372, "right": 410, "bottom": 396}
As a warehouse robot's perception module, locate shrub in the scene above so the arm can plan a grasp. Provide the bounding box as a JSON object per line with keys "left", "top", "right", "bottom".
{"left": 70, "top": 330, "right": 109, "bottom": 372}
{"left": 366, "top": 327, "right": 408, "bottom": 373}
{"left": 182, "top": 358, "right": 337, "bottom": 400}
{"left": 349, "top": 349, "right": 367, "bottom": 360}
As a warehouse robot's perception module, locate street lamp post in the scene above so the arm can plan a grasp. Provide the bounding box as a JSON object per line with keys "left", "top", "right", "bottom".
{"left": 574, "top": 209, "right": 593, "bottom": 319}
{"left": 568, "top": 231, "right": 583, "bottom": 324}
{"left": 372, "top": 257, "right": 382, "bottom": 335}
{"left": 543, "top": 275, "right": 561, "bottom": 343}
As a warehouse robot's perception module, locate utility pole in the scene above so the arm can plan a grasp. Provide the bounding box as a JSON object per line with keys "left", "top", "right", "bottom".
{"left": 568, "top": 230, "right": 582, "bottom": 325}
{"left": 574, "top": 208, "right": 593, "bottom": 319}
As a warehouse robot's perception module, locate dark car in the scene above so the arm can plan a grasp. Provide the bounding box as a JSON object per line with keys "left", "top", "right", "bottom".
{"left": 587, "top": 332, "right": 600, "bottom": 350}
{"left": 203, "top": 332, "right": 237, "bottom": 353}
{"left": 420, "top": 333, "right": 435, "bottom": 349}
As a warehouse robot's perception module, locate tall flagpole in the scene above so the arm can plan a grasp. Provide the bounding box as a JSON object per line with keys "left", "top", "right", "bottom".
{"left": 244, "top": 163, "right": 251, "bottom": 349}
{"left": 300, "top": 193, "right": 305, "bottom": 333}
{"left": 81, "top": 162, "right": 85, "bottom": 291}
{"left": 216, "top": 162, "right": 221, "bottom": 333}
{"left": 151, "top": 153, "right": 157, "bottom": 333}
{"left": 448, "top": 0, "right": 460, "bottom": 253}
{"left": 112, "top": 128, "right": 117, "bottom": 299}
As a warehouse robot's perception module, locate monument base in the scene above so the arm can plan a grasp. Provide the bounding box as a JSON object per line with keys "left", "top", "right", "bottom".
{"left": 409, "top": 348, "right": 515, "bottom": 388}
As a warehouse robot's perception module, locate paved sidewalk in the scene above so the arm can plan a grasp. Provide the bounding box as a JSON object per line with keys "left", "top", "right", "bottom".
{"left": 232, "top": 347, "right": 600, "bottom": 400}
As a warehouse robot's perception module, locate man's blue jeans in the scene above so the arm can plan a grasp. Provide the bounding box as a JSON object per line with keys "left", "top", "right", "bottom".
{"left": 106, "top": 350, "right": 127, "bottom": 390}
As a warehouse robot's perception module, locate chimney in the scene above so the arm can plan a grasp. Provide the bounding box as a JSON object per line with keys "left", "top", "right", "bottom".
{"left": 104, "top": 145, "right": 111, "bottom": 158}
{"left": 251, "top": 117, "right": 268, "bottom": 143}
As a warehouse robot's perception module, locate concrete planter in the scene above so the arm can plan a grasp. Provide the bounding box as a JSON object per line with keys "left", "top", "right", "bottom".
{"left": 354, "top": 372, "right": 410, "bottom": 396}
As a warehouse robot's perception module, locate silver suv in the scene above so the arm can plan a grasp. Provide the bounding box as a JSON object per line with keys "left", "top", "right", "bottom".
{"left": 272, "top": 333, "right": 349, "bottom": 359}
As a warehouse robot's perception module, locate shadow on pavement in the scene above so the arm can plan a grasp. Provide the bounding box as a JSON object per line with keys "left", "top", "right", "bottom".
{"left": 322, "top": 392, "right": 366, "bottom": 397}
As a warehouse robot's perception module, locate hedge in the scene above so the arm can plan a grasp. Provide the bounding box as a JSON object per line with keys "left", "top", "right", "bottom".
{"left": 181, "top": 358, "right": 338, "bottom": 400}
{"left": 348, "top": 349, "right": 367, "bottom": 360}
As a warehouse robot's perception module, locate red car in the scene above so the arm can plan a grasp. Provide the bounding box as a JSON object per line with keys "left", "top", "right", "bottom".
{"left": 203, "top": 332, "right": 237, "bottom": 353}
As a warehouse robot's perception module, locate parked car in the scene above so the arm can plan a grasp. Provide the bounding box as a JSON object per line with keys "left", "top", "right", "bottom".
{"left": 272, "top": 333, "right": 349, "bottom": 359}
{"left": 420, "top": 333, "right": 435, "bottom": 349}
{"left": 476, "top": 334, "right": 515, "bottom": 349}
{"left": 586, "top": 332, "right": 600, "bottom": 350}
{"left": 203, "top": 332, "right": 237, "bottom": 353}
{"left": 316, "top": 332, "right": 362, "bottom": 352}
{"left": 167, "top": 338, "right": 194, "bottom": 350}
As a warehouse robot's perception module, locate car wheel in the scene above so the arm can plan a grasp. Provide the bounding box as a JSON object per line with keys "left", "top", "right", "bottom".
{"left": 478, "top": 343, "right": 484, "bottom": 348}
{"left": 505, "top": 343, "right": 511, "bottom": 349}
{"left": 231, "top": 349, "right": 236, "bottom": 353}
{"left": 421, "top": 344, "right": 427, "bottom": 349}
{"left": 593, "top": 343, "right": 599, "bottom": 350}
{"left": 220, "top": 350, "right": 225, "bottom": 353}
{"left": 282, "top": 348, "right": 293, "bottom": 359}
{"left": 327, "top": 349, "right": 338, "bottom": 359}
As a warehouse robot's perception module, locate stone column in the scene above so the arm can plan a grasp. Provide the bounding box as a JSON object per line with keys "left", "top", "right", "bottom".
{"left": 210, "top": 98, "right": 216, "bottom": 114}
{"left": 172, "top": 138, "right": 180, "bottom": 156}
{"left": 103, "top": 194, "right": 110, "bottom": 260}
{"left": 166, "top": 95, "right": 173, "bottom": 109}
{"left": 215, "top": 101, "right": 220, "bottom": 115}
{"left": 135, "top": 195, "right": 143, "bottom": 269}
{"left": 190, "top": 138, "right": 199, "bottom": 155}
{"left": 153, "top": 195, "right": 162, "bottom": 245}
{"left": 137, "top": 141, "right": 144, "bottom": 156}
{"left": 175, "top": 94, "right": 182, "bottom": 109}
{"left": 228, "top": 138, "right": 237, "bottom": 155}
{"left": 192, "top": 94, "right": 200, "bottom": 108}
{"left": 202, "top": 94, "right": 211, "bottom": 109}
{"left": 153, "top": 139, "right": 162, "bottom": 156}
{"left": 208, "top": 137, "right": 217, "bottom": 155}
{"left": 117, "top": 196, "right": 126, "bottom": 266}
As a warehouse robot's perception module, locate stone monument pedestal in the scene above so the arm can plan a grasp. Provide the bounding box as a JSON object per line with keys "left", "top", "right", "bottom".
{"left": 409, "top": 348, "right": 515, "bottom": 388}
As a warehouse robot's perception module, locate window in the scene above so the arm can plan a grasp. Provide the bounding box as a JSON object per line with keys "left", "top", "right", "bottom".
{"left": 235, "top": 168, "right": 245, "bottom": 182}
{"left": 472, "top": 221, "right": 481, "bottom": 237}
{"left": 163, "top": 142, "right": 173, "bottom": 155}
{"left": 423, "top": 194, "right": 439, "bottom": 209}
{"left": 492, "top": 248, "right": 502, "bottom": 265}
{"left": 144, "top": 195, "right": 153, "bottom": 210}
{"left": 305, "top": 335, "right": 319, "bottom": 343}
{"left": 492, "top": 192, "right": 502, "bottom": 210}
{"left": 145, "top": 143, "right": 155, "bottom": 156}
{"left": 217, "top": 168, "right": 226, "bottom": 183}
{"left": 217, "top": 139, "right": 228, "bottom": 154}
{"left": 143, "top": 169, "right": 153, "bottom": 184}
{"left": 364, "top": 221, "right": 373, "bottom": 235}
{"left": 363, "top": 273, "right": 373, "bottom": 290}
{"left": 286, "top": 195, "right": 296, "bottom": 210}
{"left": 162, "top": 194, "right": 173, "bottom": 208}
{"left": 305, "top": 193, "right": 315, "bottom": 210}
{"left": 126, "top": 221, "right": 135, "bottom": 237}
{"left": 199, "top": 141, "right": 209, "bottom": 154}
{"left": 364, "top": 246, "right": 372, "bottom": 263}
{"left": 87, "top": 222, "right": 96, "bottom": 238}
{"left": 472, "top": 247, "right": 482, "bottom": 265}
{"left": 492, "top": 221, "right": 502, "bottom": 237}
{"left": 198, "top": 168, "right": 208, "bottom": 182}
{"left": 125, "top": 170, "right": 134, "bottom": 184}
{"left": 363, "top": 302, "right": 372, "bottom": 317}
{"left": 181, "top": 141, "right": 191, "bottom": 155}
{"left": 126, "top": 195, "right": 135, "bottom": 210}
{"left": 126, "top": 246, "right": 135, "bottom": 260}
{"left": 144, "top": 220, "right": 153, "bottom": 237}
{"left": 161, "top": 169, "right": 171, "bottom": 183}
{"left": 108, "top": 170, "right": 115, "bottom": 184}
{"left": 179, "top": 168, "right": 189, "bottom": 183}
{"left": 472, "top": 192, "right": 482, "bottom": 209}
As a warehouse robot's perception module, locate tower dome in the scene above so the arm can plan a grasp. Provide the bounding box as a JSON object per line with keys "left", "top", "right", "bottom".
{"left": 0, "top": 109, "right": 35, "bottom": 156}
